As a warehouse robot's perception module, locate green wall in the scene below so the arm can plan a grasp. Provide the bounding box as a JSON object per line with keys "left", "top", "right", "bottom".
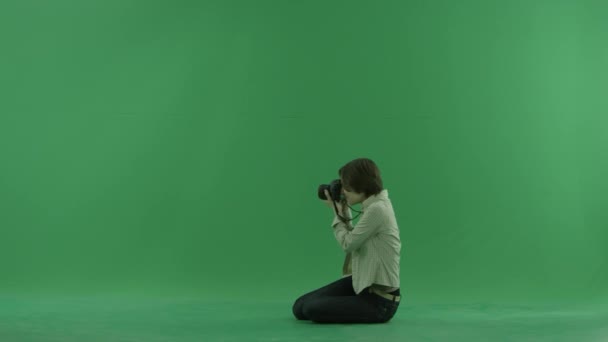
{"left": 1, "top": 0, "right": 606, "bottom": 305}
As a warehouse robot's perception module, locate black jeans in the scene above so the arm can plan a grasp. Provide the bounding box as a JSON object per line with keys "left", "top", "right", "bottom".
{"left": 292, "top": 276, "right": 400, "bottom": 323}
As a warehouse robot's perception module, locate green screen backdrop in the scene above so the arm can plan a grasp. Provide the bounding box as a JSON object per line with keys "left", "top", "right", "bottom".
{"left": 1, "top": 0, "right": 607, "bottom": 310}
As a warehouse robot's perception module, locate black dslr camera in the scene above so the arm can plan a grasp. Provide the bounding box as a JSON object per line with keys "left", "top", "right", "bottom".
{"left": 318, "top": 179, "right": 343, "bottom": 202}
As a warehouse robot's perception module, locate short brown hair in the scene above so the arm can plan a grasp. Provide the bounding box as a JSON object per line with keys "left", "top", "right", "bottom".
{"left": 338, "top": 158, "right": 384, "bottom": 197}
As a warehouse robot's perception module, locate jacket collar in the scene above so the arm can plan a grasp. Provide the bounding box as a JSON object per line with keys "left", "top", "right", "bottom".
{"left": 362, "top": 189, "right": 388, "bottom": 210}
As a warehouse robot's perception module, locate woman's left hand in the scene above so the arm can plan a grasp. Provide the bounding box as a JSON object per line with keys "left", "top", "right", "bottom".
{"left": 323, "top": 189, "right": 344, "bottom": 212}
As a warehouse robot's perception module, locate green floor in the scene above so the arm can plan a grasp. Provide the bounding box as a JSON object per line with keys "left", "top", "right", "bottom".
{"left": 1, "top": 295, "right": 607, "bottom": 342}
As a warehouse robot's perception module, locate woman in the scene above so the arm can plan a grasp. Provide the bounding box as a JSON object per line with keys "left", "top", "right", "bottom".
{"left": 292, "top": 157, "right": 402, "bottom": 323}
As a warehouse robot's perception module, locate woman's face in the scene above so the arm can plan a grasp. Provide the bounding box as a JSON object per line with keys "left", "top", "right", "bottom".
{"left": 341, "top": 181, "right": 367, "bottom": 205}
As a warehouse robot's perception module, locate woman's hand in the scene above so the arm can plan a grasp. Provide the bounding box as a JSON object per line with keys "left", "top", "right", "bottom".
{"left": 323, "top": 189, "right": 344, "bottom": 213}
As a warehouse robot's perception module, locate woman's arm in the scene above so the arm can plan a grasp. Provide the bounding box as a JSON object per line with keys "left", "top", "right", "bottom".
{"left": 332, "top": 204, "right": 383, "bottom": 253}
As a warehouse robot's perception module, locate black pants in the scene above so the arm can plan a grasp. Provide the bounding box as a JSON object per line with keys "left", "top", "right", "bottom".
{"left": 292, "top": 276, "right": 400, "bottom": 323}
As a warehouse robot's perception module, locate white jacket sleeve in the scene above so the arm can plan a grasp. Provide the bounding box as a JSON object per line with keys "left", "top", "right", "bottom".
{"left": 332, "top": 204, "right": 383, "bottom": 253}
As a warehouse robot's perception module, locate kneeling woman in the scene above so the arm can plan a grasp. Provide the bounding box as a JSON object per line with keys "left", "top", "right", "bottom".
{"left": 293, "top": 158, "right": 402, "bottom": 324}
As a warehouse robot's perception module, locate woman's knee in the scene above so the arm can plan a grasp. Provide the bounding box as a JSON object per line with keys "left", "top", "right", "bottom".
{"left": 301, "top": 299, "right": 325, "bottom": 322}
{"left": 292, "top": 296, "right": 308, "bottom": 320}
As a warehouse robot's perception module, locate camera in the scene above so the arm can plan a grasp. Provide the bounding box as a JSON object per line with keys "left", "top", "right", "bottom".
{"left": 318, "top": 179, "right": 343, "bottom": 202}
